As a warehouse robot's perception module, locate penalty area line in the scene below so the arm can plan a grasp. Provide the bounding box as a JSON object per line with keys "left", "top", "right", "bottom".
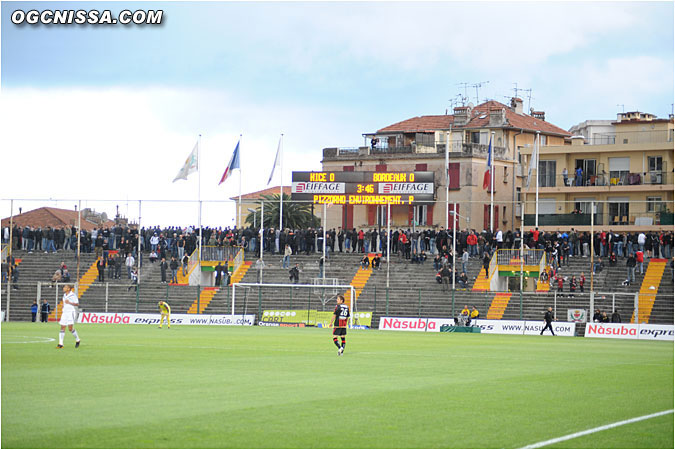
{"left": 523, "top": 409, "right": 674, "bottom": 449}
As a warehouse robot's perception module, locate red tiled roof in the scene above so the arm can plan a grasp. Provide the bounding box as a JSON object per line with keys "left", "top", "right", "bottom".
{"left": 453, "top": 100, "right": 571, "bottom": 136}
{"left": 376, "top": 100, "right": 571, "bottom": 137}
{"left": 231, "top": 186, "right": 291, "bottom": 201}
{"left": 1, "top": 207, "right": 115, "bottom": 230}
{"left": 377, "top": 115, "right": 454, "bottom": 133}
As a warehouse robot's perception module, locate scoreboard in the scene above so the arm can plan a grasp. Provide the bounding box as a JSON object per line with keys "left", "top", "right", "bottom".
{"left": 291, "top": 171, "right": 435, "bottom": 205}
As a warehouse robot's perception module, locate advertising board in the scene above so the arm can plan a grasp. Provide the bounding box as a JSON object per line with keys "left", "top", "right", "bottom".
{"left": 378, "top": 317, "right": 576, "bottom": 336}
{"left": 523, "top": 320, "right": 576, "bottom": 337}
{"left": 472, "top": 319, "right": 528, "bottom": 335}
{"left": 585, "top": 323, "right": 674, "bottom": 341}
{"left": 378, "top": 317, "right": 429, "bottom": 331}
{"left": 78, "top": 312, "right": 254, "bottom": 326}
{"left": 567, "top": 309, "right": 587, "bottom": 323}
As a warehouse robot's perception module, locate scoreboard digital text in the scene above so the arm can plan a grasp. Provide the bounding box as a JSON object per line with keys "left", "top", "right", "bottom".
{"left": 291, "top": 171, "right": 435, "bottom": 205}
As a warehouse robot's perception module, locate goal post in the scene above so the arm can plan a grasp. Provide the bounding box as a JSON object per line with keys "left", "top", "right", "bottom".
{"left": 232, "top": 282, "right": 357, "bottom": 327}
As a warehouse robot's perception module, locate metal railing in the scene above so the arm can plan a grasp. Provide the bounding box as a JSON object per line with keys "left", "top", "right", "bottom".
{"left": 496, "top": 249, "right": 545, "bottom": 266}
{"left": 232, "top": 248, "right": 244, "bottom": 276}
{"left": 437, "top": 141, "right": 508, "bottom": 158}
{"left": 536, "top": 170, "right": 673, "bottom": 189}
{"left": 3, "top": 281, "right": 673, "bottom": 326}
{"left": 589, "top": 130, "right": 673, "bottom": 145}
{"left": 370, "top": 146, "right": 414, "bottom": 155}
{"left": 201, "top": 245, "right": 242, "bottom": 262}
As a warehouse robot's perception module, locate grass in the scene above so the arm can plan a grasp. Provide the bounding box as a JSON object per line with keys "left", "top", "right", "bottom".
{"left": 1, "top": 323, "right": 673, "bottom": 448}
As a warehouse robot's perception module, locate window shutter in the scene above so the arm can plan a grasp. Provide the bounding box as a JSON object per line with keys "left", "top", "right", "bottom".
{"left": 449, "top": 163, "right": 460, "bottom": 190}
{"left": 367, "top": 206, "right": 376, "bottom": 226}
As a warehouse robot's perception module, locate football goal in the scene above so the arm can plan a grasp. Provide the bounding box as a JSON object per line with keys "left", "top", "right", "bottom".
{"left": 231, "top": 282, "right": 357, "bottom": 327}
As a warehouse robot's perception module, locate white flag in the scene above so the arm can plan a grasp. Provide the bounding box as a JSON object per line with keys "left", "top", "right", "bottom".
{"left": 173, "top": 142, "right": 199, "bottom": 182}
{"left": 266, "top": 138, "right": 282, "bottom": 186}
{"left": 525, "top": 140, "right": 538, "bottom": 188}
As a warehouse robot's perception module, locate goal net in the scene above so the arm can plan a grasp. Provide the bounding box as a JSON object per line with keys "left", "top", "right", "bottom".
{"left": 231, "top": 282, "right": 357, "bottom": 328}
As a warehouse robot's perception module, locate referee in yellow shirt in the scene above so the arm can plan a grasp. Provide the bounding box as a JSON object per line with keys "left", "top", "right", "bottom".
{"left": 158, "top": 300, "right": 171, "bottom": 329}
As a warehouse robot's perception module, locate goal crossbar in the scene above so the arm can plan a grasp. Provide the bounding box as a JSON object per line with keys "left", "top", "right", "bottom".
{"left": 232, "top": 283, "right": 356, "bottom": 327}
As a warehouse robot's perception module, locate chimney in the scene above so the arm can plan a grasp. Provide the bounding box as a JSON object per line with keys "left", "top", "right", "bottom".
{"left": 531, "top": 110, "right": 546, "bottom": 121}
{"left": 571, "top": 136, "right": 585, "bottom": 146}
{"left": 489, "top": 107, "right": 506, "bottom": 126}
{"left": 453, "top": 106, "right": 469, "bottom": 126}
{"left": 510, "top": 97, "right": 524, "bottom": 115}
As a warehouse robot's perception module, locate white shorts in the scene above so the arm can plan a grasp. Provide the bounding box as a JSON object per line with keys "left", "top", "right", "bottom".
{"left": 59, "top": 311, "right": 76, "bottom": 326}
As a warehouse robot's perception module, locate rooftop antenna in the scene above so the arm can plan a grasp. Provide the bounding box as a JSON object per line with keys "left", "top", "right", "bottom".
{"left": 524, "top": 89, "right": 533, "bottom": 111}
{"left": 470, "top": 81, "right": 489, "bottom": 104}
{"left": 617, "top": 104, "right": 625, "bottom": 113}
{"left": 448, "top": 93, "right": 466, "bottom": 110}
{"left": 456, "top": 82, "right": 470, "bottom": 103}
{"left": 512, "top": 82, "right": 524, "bottom": 99}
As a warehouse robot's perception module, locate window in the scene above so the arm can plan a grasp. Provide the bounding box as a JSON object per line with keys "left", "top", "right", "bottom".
{"left": 540, "top": 135, "right": 547, "bottom": 146}
{"left": 574, "top": 198, "right": 595, "bottom": 215}
{"left": 415, "top": 163, "right": 427, "bottom": 171}
{"left": 648, "top": 156, "right": 664, "bottom": 184}
{"left": 575, "top": 159, "right": 596, "bottom": 186}
{"left": 415, "top": 205, "right": 428, "bottom": 226}
{"left": 647, "top": 196, "right": 664, "bottom": 213}
{"left": 609, "top": 157, "right": 630, "bottom": 185}
{"left": 503, "top": 166, "right": 508, "bottom": 182}
{"left": 471, "top": 132, "right": 480, "bottom": 144}
{"left": 608, "top": 198, "right": 629, "bottom": 225}
{"left": 448, "top": 163, "right": 460, "bottom": 190}
{"left": 538, "top": 160, "right": 557, "bottom": 187}
{"left": 538, "top": 198, "right": 556, "bottom": 215}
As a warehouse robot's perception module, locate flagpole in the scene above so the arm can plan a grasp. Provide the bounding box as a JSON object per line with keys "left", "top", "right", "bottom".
{"left": 198, "top": 134, "right": 203, "bottom": 266}
{"left": 322, "top": 202, "right": 327, "bottom": 280}
{"left": 238, "top": 134, "right": 243, "bottom": 230}
{"left": 280, "top": 134, "right": 284, "bottom": 232}
{"left": 490, "top": 132, "right": 495, "bottom": 233}
{"left": 386, "top": 202, "right": 391, "bottom": 289}
{"left": 259, "top": 200, "right": 264, "bottom": 285}
{"left": 535, "top": 132, "right": 540, "bottom": 229}
{"left": 445, "top": 131, "right": 449, "bottom": 230}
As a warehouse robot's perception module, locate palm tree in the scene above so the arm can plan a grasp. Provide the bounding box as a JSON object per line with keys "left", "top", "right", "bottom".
{"left": 244, "top": 194, "right": 318, "bottom": 229}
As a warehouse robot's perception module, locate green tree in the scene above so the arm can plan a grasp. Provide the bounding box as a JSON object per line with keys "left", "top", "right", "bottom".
{"left": 244, "top": 193, "right": 318, "bottom": 229}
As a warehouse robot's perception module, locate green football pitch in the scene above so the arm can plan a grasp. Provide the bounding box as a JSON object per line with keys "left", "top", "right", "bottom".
{"left": 2, "top": 323, "right": 673, "bottom": 449}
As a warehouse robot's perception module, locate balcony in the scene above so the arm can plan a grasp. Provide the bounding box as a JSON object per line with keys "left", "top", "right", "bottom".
{"left": 524, "top": 213, "right": 601, "bottom": 227}
{"left": 524, "top": 171, "right": 673, "bottom": 193}
{"left": 589, "top": 129, "right": 674, "bottom": 145}
{"left": 436, "top": 142, "right": 507, "bottom": 159}
{"left": 322, "top": 141, "right": 507, "bottom": 160}
{"left": 524, "top": 211, "right": 673, "bottom": 228}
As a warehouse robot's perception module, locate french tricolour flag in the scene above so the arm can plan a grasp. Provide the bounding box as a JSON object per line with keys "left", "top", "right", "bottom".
{"left": 219, "top": 141, "right": 241, "bottom": 185}
{"left": 482, "top": 136, "right": 493, "bottom": 191}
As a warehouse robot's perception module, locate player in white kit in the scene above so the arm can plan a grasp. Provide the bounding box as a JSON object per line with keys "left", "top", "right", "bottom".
{"left": 57, "top": 284, "right": 81, "bottom": 349}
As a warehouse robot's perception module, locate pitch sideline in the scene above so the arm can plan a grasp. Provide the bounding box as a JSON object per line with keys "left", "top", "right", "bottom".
{"left": 523, "top": 409, "right": 674, "bottom": 448}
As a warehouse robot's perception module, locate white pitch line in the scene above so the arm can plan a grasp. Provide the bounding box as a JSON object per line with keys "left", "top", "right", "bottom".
{"left": 2, "top": 336, "right": 56, "bottom": 344}
{"left": 523, "top": 409, "right": 674, "bottom": 449}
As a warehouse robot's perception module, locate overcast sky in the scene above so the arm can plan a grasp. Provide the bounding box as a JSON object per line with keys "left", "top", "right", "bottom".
{"left": 1, "top": 1, "right": 673, "bottom": 227}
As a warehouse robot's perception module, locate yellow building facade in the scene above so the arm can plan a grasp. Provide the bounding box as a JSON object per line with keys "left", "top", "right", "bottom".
{"left": 521, "top": 112, "right": 674, "bottom": 231}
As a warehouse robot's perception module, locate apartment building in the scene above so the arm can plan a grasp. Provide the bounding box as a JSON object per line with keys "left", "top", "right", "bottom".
{"left": 521, "top": 111, "right": 674, "bottom": 231}
{"left": 320, "top": 98, "right": 570, "bottom": 232}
